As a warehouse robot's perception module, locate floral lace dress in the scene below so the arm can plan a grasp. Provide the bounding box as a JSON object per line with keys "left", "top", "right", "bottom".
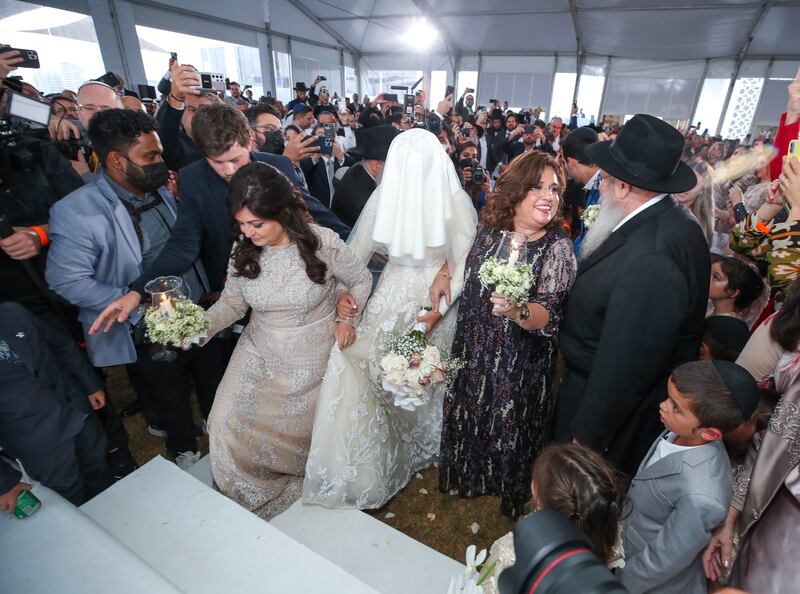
{"left": 204, "top": 226, "right": 371, "bottom": 519}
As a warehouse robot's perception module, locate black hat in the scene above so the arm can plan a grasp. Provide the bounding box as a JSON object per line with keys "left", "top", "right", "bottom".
{"left": 704, "top": 316, "right": 751, "bottom": 358}
{"left": 294, "top": 82, "right": 308, "bottom": 92}
{"left": 712, "top": 360, "right": 760, "bottom": 419}
{"left": 349, "top": 125, "right": 400, "bottom": 161}
{"left": 584, "top": 113, "right": 697, "bottom": 194}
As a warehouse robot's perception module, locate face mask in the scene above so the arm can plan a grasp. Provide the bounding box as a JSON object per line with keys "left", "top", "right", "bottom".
{"left": 122, "top": 155, "right": 169, "bottom": 193}
{"left": 260, "top": 131, "right": 285, "bottom": 155}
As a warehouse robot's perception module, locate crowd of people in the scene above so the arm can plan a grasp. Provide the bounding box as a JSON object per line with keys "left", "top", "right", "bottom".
{"left": 1, "top": 44, "right": 800, "bottom": 593}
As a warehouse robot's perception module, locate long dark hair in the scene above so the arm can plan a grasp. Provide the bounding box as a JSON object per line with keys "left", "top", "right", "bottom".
{"left": 227, "top": 162, "right": 327, "bottom": 283}
{"left": 771, "top": 279, "right": 800, "bottom": 352}
{"left": 531, "top": 444, "right": 624, "bottom": 565}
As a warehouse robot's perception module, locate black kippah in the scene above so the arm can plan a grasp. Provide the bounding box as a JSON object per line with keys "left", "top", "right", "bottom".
{"left": 711, "top": 360, "right": 760, "bottom": 419}
{"left": 705, "top": 315, "right": 750, "bottom": 356}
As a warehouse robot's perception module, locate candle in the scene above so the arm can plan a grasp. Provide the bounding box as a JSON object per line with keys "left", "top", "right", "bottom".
{"left": 158, "top": 294, "right": 176, "bottom": 317}
{"left": 508, "top": 240, "right": 521, "bottom": 265}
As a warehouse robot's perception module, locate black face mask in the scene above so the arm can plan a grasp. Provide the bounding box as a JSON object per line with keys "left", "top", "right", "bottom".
{"left": 122, "top": 155, "right": 170, "bottom": 193}
{"left": 260, "top": 131, "right": 285, "bottom": 155}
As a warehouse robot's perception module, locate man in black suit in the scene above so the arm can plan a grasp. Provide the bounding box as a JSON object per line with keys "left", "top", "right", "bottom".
{"left": 0, "top": 302, "right": 113, "bottom": 509}
{"left": 505, "top": 119, "right": 554, "bottom": 162}
{"left": 552, "top": 114, "right": 710, "bottom": 476}
{"left": 300, "top": 117, "right": 354, "bottom": 209}
{"left": 91, "top": 103, "right": 350, "bottom": 326}
{"left": 331, "top": 125, "right": 400, "bottom": 228}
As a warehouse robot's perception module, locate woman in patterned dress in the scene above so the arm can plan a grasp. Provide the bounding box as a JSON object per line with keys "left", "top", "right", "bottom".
{"left": 203, "top": 162, "right": 372, "bottom": 519}
{"left": 437, "top": 151, "right": 577, "bottom": 518}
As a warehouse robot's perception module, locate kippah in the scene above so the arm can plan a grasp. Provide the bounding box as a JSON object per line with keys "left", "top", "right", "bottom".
{"left": 705, "top": 316, "right": 750, "bottom": 356}
{"left": 712, "top": 360, "right": 760, "bottom": 419}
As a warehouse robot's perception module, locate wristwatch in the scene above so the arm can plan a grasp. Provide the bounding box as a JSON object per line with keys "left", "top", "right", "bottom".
{"left": 517, "top": 304, "right": 531, "bottom": 323}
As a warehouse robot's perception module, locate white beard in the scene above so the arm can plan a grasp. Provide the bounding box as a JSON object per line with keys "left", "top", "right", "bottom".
{"left": 580, "top": 193, "right": 628, "bottom": 260}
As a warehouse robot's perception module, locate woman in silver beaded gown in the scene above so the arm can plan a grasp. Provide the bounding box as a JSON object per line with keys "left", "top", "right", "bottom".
{"left": 204, "top": 163, "right": 372, "bottom": 519}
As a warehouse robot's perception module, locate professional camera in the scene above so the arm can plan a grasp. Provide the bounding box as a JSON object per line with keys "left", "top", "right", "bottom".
{"left": 498, "top": 510, "right": 627, "bottom": 594}
{"left": 459, "top": 158, "right": 487, "bottom": 185}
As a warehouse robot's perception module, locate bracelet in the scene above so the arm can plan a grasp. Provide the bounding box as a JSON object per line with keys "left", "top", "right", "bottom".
{"left": 516, "top": 304, "right": 531, "bottom": 324}
{"left": 169, "top": 93, "right": 185, "bottom": 105}
{"left": 29, "top": 225, "right": 48, "bottom": 247}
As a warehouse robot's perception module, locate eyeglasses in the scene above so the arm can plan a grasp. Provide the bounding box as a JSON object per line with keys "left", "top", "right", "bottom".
{"left": 252, "top": 124, "right": 282, "bottom": 133}
{"left": 79, "top": 104, "right": 114, "bottom": 113}
{"left": 530, "top": 186, "right": 561, "bottom": 200}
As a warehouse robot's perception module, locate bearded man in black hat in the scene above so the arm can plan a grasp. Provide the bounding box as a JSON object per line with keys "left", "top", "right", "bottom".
{"left": 331, "top": 125, "right": 401, "bottom": 228}
{"left": 552, "top": 114, "right": 711, "bottom": 476}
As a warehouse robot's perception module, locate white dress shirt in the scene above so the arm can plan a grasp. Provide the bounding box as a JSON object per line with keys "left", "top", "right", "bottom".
{"left": 612, "top": 193, "right": 667, "bottom": 232}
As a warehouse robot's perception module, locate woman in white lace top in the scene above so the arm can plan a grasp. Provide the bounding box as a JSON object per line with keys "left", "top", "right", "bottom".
{"left": 482, "top": 444, "right": 626, "bottom": 594}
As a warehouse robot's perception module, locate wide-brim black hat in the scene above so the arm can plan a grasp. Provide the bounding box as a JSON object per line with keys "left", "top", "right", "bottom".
{"left": 584, "top": 113, "right": 697, "bottom": 194}
{"left": 294, "top": 82, "right": 308, "bottom": 92}
{"left": 349, "top": 125, "right": 400, "bottom": 161}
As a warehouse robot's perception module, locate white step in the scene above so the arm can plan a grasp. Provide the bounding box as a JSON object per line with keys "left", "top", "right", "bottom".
{"left": 0, "top": 483, "right": 181, "bottom": 594}
{"left": 81, "top": 456, "right": 379, "bottom": 594}
{"left": 188, "top": 455, "right": 464, "bottom": 594}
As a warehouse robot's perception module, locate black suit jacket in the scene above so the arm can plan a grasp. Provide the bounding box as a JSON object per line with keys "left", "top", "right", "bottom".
{"left": 156, "top": 103, "right": 204, "bottom": 171}
{"left": 300, "top": 155, "right": 352, "bottom": 209}
{"left": 0, "top": 302, "right": 101, "bottom": 492}
{"left": 505, "top": 140, "right": 555, "bottom": 162}
{"left": 553, "top": 197, "right": 710, "bottom": 475}
{"left": 131, "top": 152, "right": 350, "bottom": 295}
{"left": 331, "top": 163, "right": 376, "bottom": 228}
{"left": 484, "top": 129, "right": 507, "bottom": 173}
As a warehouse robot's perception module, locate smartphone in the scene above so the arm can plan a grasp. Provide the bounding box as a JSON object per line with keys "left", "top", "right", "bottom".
{"left": 445, "top": 85, "right": 455, "bottom": 98}
{"left": 490, "top": 99, "right": 498, "bottom": 104}
{"left": 384, "top": 93, "right": 398, "bottom": 103}
{"left": 464, "top": 87, "right": 475, "bottom": 94}
{"left": 192, "top": 72, "right": 226, "bottom": 92}
{"left": 314, "top": 134, "right": 334, "bottom": 155}
{"left": 0, "top": 47, "right": 39, "bottom": 69}
{"left": 170, "top": 51, "right": 178, "bottom": 60}
{"left": 788, "top": 139, "right": 800, "bottom": 163}
{"left": 96, "top": 71, "right": 123, "bottom": 88}
{"left": 319, "top": 75, "right": 326, "bottom": 81}
{"left": 404, "top": 95, "right": 415, "bottom": 114}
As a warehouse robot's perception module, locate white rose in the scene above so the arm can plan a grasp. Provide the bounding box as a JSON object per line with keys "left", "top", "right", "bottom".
{"left": 421, "top": 345, "right": 441, "bottom": 367}
{"left": 381, "top": 353, "right": 408, "bottom": 375}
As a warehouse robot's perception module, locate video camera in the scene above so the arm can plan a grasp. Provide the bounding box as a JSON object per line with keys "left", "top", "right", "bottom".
{"left": 497, "top": 510, "right": 627, "bottom": 594}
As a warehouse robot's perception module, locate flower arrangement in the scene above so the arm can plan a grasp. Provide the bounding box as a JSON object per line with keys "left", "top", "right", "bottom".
{"left": 478, "top": 257, "right": 534, "bottom": 306}
{"left": 379, "top": 310, "right": 462, "bottom": 411}
{"left": 581, "top": 203, "right": 601, "bottom": 228}
{"left": 446, "top": 545, "right": 497, "bottom": 594}
{"left": 144, "top": 296, "right": 209, "bottom": 347}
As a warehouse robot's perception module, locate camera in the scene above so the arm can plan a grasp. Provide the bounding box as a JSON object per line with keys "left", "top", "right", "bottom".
{"left": 459, "top": 158, "right": 487, "bottom": 185}
{"left": 192, "top": 73, "right": 226, "bottom": 92}
{"left": 497, "top": 510, "right": 626, "bottom": 594}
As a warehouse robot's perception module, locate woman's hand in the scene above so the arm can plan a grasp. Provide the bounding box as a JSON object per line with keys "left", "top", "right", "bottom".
{"left": 728, "top": 186, "right": 744, "bottom": 206}
{"left": 701, "top": 510, "right": 738, "bottom": 581}
{"left": 429, "top": 265, "right": 451, "bottom": 313}
{"left": 334, "top": 321, "right": 356, "bottom": 350}
{"left": 490, "top": 292, "right": 522, "bottom": 320}
{"left": 416, "top": 310, "right": 443, "bottom": 334}
{"left": 336, "top": 292, "right": 358, "bottom": 319}
{"left": 0, "top": 49, "right": 22, "bottom": 81}
{"left": 779, "top": 157, "right": 800, "bottom": 216}
{"left": 0, "top": 482, "right": 31, "bottom": 516}
{"left": 90, "top": 291, "right": 142, "bottom": 334}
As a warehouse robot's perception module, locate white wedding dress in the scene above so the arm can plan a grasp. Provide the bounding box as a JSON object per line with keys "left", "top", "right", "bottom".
{"left": 303, "top": 129, "right": 477, "bottom": 509}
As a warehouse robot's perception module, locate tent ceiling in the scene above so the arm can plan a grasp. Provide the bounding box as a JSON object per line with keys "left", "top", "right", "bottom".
{"left": 279, "top": 0, "right": 800, "bottom": 60}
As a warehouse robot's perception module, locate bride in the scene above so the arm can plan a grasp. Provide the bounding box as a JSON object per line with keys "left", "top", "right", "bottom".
{"left": 302, "top": 128, "right": 477, "bottom": 509}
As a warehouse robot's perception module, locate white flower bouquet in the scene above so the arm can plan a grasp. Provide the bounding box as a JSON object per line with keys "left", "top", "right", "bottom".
{"left": 144, "top": 295, "right": 209, "bottom": 347}
{"left": 446, "top": 545, "right": 497, "bottom": 594}
{"left": 581, "top": 203, "right": 601, "bottom": 228}
{"left": 477, "top": 257, "right": 534, "bottom": 306}
{"left": 379, "top": 310, "right": 462, "bottom": 411}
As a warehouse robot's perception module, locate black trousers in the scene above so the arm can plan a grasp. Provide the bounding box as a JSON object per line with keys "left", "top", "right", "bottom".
{"left": 133, "top": 336, "right": 231, "bottom": 453}
{"left": 11, "top": 413, "right": 114, "bottom": 506}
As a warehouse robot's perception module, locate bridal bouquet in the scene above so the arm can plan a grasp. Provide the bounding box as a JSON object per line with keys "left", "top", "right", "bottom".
{"left": 478, "top": 257, "right": 534, "bottom": 306}
{"left": 144, "top": 295, "right": 208, "bottom": 347}
{"left": 446, "top": 545, "right": 497, "bottom": 594}
{"left": 379, "top": 310, "right": 462, "bottom": 411}
{"left": 581, "top": 203, "right": 601, "bottom": 228}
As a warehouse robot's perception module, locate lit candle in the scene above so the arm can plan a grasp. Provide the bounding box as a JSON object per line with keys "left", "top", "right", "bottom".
{"left": 508, "top": 240, "right": 521, "bottom": 265}
{"left": 158, "top": 294, "right": 176, "bottom": 317}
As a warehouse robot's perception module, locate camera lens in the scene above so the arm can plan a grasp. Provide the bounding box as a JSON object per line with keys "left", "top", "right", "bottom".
{"left": 498, "top": 510, "right": 626, "bottom": 594}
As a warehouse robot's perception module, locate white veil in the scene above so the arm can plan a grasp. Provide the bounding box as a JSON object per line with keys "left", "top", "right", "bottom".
{"left": 346, "top": 128, "right": 478, "bottom": 309}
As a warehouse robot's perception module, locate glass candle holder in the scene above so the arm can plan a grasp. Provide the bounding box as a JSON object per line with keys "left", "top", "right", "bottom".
{"left": 494, "top": 230, "right": 528, "bottom": 265}
{"left": 144, "top": 276, "right": 185, "bottom": 363}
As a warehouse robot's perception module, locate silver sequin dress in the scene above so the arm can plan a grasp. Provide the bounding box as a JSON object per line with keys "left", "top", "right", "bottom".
{"left": 204, "top": 225, "right": 372, "bottom": 519}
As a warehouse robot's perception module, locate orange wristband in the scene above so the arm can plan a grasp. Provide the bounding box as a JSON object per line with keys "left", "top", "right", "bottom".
{"left": 30, "top": 226, "right": 48, "bottom": 247}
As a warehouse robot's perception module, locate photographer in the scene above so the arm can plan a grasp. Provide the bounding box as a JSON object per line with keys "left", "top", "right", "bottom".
{"left": 224, "top": 81, "right": 249, "bottom": 112}
{"left": 505, "top": 119, "right": 554, "bottom": 161}
{"left": 300, "top": 116, "right": 353, "bottom": 209}
{"left": 158, "top": 61, "right": 223, "bottom": 171}
{"left": 456, "top": 91, "right": 475, "bottom": 119}
{"left": 456, "top": 141, "right": 490, "bottom": 210}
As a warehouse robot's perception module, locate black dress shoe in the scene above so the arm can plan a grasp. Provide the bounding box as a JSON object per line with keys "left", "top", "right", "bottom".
{"left": 107, "top": 446, "right": 139, "bottom": 480}
{"left": 119, "top": 399, "right": 143, "bottom": 417}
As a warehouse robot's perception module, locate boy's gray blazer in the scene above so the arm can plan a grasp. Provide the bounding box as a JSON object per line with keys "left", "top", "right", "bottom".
{"left": 619, "top": 432, "right": 732, "bottom": 594}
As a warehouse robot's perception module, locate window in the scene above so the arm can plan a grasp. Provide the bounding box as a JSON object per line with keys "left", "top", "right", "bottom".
{"left": 273, "top": 51, "right": 292, "bottom": 103}
{"left": 720, "top": 77, "right": 765, "bottom": 140}
{"left": 344, "top": 66, "right": 357, "bottom": 98}
{"left": 136, "top": 25, "right": 263, "bottom": 99}
{"left": 692, "top": 78, "right": 730, "bottom": 136}
{"left": 0, "top": 0, "right": 104, "bottom": 94}
{"left": 549, "top": 72, "right": 577, "bottom": 121}
{"left": 456, "top": 70, "right": 478, "bottom": 100}
{"left": 291, "top": 56, "right": 341, "bottom": 99}
{"left": 430, "top": 70, "right": 447, "bottom": 108}
{"left": 360, "top": 69, "right": 422, "bottom": 101}
{"left": 576, "top": 65, "right": 605, "bottom": 124}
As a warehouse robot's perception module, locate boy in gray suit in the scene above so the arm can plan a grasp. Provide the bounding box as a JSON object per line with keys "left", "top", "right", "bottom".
{"left": 619, "top": 360, "right": 759, "bottom": 594}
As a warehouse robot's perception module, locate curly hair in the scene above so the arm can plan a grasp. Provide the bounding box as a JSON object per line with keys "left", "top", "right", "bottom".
{"left": 227, "top": 162, "right": 326, "bottom": 283}
{"left": 532, "top": 444, "right": 625, "bottom": 566}
{"left": 481, "top": 151, "right": 565, "bottom": 231}
{"left": 88, "top": 108, "right": 157, "bottom": 165}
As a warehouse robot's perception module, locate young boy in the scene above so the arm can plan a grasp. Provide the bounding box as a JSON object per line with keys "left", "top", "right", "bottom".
{"left": 618, "top": 360, "right": 760, "bottom": 594}
{"left": 700, "top": 315, "right": 751, "bottom": 362}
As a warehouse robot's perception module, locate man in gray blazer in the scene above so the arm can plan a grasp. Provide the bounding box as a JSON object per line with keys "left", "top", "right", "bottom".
{"left": 619, "top": 361, "right": 760, "bottom": 594}
{"left": 45, "top": 109, "right": 214, "bottom": 467}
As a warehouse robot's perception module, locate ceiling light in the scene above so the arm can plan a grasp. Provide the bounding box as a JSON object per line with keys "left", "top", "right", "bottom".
{"left": 404, "top": 19, "right": 438, "bottom": 50}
